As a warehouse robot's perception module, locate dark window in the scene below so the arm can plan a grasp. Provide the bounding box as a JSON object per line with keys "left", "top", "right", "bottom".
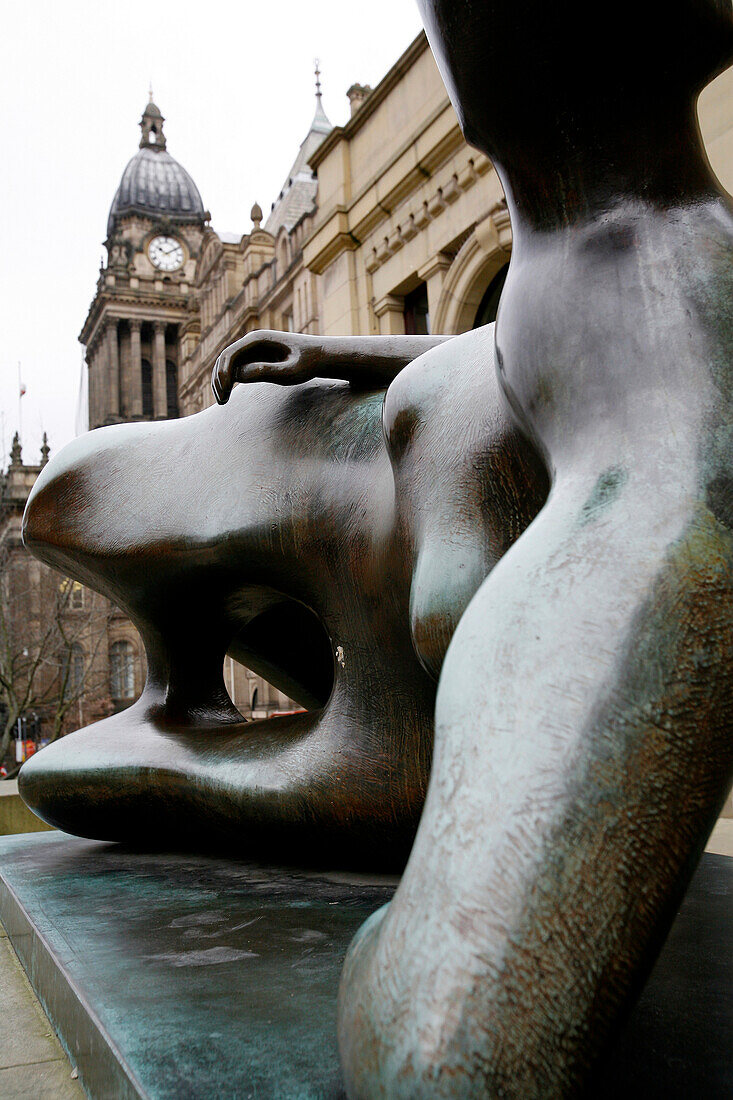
{"left": 69, "top": 644, "right": 85, "bottom": 693}
{"left": 473, "top": 265, "right": 509, "bottom": 328}
{"left": 141, "top": 359, "right": 153, "bottom": 417}
{"left": 166, "top": 359, "right": 178, "bottom": 418}
{"left": 110, "top": 640, "right": 135, "bottom": 700}
{"left": 403, "top": 283, "right": 430, "bottom": 335}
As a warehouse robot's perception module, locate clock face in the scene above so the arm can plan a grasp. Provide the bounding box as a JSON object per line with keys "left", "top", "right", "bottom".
{"left": 148, "top": 235, "right": 184, "bottom": 271}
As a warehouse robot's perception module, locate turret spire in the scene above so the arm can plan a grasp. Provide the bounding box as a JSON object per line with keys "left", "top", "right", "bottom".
{"left": 10, "top": 431, "right": 22, "bottom": 468}
{"left": 311, "top": 59, "right": 331, "bottom": 135}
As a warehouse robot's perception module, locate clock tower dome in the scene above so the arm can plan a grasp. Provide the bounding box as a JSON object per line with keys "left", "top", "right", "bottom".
{"left": 79, "top": 95, "right": 208, "bottom": 429}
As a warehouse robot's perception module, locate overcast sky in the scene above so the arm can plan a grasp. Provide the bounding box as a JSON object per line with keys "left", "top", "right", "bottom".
{"left": 0, "top": 0, "right": 424, "bottom": 467}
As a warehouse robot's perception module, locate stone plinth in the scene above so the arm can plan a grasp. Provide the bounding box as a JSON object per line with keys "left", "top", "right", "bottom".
{"left": 0, "top": 833, "right": 730, "bottom": 1099}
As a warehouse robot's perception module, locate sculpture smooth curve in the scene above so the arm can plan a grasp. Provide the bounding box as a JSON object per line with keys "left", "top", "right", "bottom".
{"left": 20, "top": 327, "right": 546, "bottom": 868}
{"left": 338, "top": 0, "right": 733, "bottom": 1092}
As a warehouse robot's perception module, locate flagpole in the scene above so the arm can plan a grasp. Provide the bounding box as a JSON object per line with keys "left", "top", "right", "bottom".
{"left": 17, "top": 362, "right": 22, "bottom": 444}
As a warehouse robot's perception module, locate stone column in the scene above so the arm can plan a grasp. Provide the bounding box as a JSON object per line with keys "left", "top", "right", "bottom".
{"left": 106, "top": 320, "right": 120, "bottom": 420}
{"left": 129, "top": 320, "right": 143, "bottom": 418}
{"left": 152, "top": 321, "right": 167, "bottom": 419}
{"left": 118, "top": 324, "right": 130, "bottom": 418}
{"left": 86, "top": 346, "right": 97, "bottom": 430}
{"left": 94, "top": 334, "right": 110, "bottom": 428}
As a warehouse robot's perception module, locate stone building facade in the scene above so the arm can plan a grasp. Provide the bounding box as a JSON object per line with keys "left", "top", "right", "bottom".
{"left": 0, "top": 437, "right": 130, "bottom": 762}
{"left": 304, "top": 34, "right": 510, "bottom": 341}
{"left": 175, "top": 37, "right": 514, "bottom": 419}
{"left": 178, "top": 82, "right": 332, "bottom": 414}
{"left": 71, "top": 33, "right": 733, "bottom": 730}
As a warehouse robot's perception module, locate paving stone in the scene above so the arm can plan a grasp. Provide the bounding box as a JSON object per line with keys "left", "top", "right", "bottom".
{"left": 0, "top": 921, "right": 83, "bottom": 1098}
{"left": 0, "top": 938, "right": 69, "bottom": 1070}
{"left": 0, "top": 1060, "right": 83, "bottom": 1099}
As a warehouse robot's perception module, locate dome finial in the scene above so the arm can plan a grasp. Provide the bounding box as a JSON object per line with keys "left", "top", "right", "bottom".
{"left": 250, "top": 201, "right": 263, "bottom": 230}
{"left": 140, "top": 94, "right": 166, "bottom": 151}
{"left": 149, "top": 81, "right": 154, "bottom": 103}
{"left": 315, "top": 58, "right": 322, "bottom": 103}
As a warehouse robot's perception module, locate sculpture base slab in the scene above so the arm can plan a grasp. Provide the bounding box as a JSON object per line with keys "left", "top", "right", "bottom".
{"left": 0, "top": 833, "right": 396, "bottom": 1100}
{"left": 0, "top": 833, "right": 730, "bottom": 1099}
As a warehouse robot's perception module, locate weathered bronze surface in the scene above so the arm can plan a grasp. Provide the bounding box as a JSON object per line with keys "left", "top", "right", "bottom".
{"left": 17, "top": 0, "right": 733, "bottom": 1090}
{"left": 19, "top": 329, "right": 545, "bottom": 867}
{"left": 337, "top": 0, "right": 733, "bottom": 1095}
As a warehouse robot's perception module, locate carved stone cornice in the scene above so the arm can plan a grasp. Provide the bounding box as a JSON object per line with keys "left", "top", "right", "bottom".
{"left": 358, "top": 152, "right": 493, "bottom": 279}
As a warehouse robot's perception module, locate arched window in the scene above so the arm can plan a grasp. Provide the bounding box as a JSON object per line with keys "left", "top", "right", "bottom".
{"left": 166, "top": 359, "right": 178, "bottom": 418}
{"left": 141, "top": 358, "right": 153, "bottom": 417}
{"left": 69, "top": 644, "right": 85, "bottom": 694}
{"left": 472, "top": 264, "right": 509, "bottom": 328}
{"left": 109, "top": 640, "right": 135, "bottom": 700}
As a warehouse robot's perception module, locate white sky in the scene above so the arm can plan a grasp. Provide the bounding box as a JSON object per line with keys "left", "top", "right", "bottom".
{"left": 0, "top": 0, "right": 423, "bottom": 467}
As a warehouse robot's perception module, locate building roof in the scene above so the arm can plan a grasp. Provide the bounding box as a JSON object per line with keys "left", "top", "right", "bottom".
{"left": 107, "top": 100, "right": 205, "bottom": 236}
{"left": 265, "top": 82, "right": 332, "bottom": 236}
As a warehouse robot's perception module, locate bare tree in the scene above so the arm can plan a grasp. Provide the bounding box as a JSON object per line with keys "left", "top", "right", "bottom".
{"left": 0, "top": 542, "right": 113, "bottom": 765}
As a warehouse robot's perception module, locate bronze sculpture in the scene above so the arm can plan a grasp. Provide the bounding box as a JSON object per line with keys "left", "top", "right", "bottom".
{"left": 17, "top": 0, "right": 733, "bottom": 1091}
{"left": 19, "top": 328, "right": 545, "bottom": 866}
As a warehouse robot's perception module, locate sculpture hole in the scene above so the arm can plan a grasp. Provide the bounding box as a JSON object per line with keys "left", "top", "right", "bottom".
{"left": 225, "top": 599, "right": 334, "bottom": 716}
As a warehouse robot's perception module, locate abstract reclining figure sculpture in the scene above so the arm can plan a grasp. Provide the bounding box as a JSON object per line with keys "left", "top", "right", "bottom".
{"left": 19, "top": 326, "right": 546, "bottom": 866}
{"left": 18, "top": 0, "right": 733, "bottom": 1091}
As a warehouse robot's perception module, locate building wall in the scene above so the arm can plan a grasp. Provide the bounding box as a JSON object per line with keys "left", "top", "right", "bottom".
{"left": 179, "top": 215, "right": 321, "bottom": 416}
{"left": 0, "top": 442, "right": 144, "bottom": 756}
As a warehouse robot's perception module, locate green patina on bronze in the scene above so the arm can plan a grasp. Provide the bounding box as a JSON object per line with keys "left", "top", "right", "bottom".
{"left": 578, "top": 466, "right": 628, "bottom": 527}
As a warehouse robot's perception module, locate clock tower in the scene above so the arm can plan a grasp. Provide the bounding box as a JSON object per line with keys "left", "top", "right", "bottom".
{"left": 80, "top": 95, "right": 208, "bottom": 429}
